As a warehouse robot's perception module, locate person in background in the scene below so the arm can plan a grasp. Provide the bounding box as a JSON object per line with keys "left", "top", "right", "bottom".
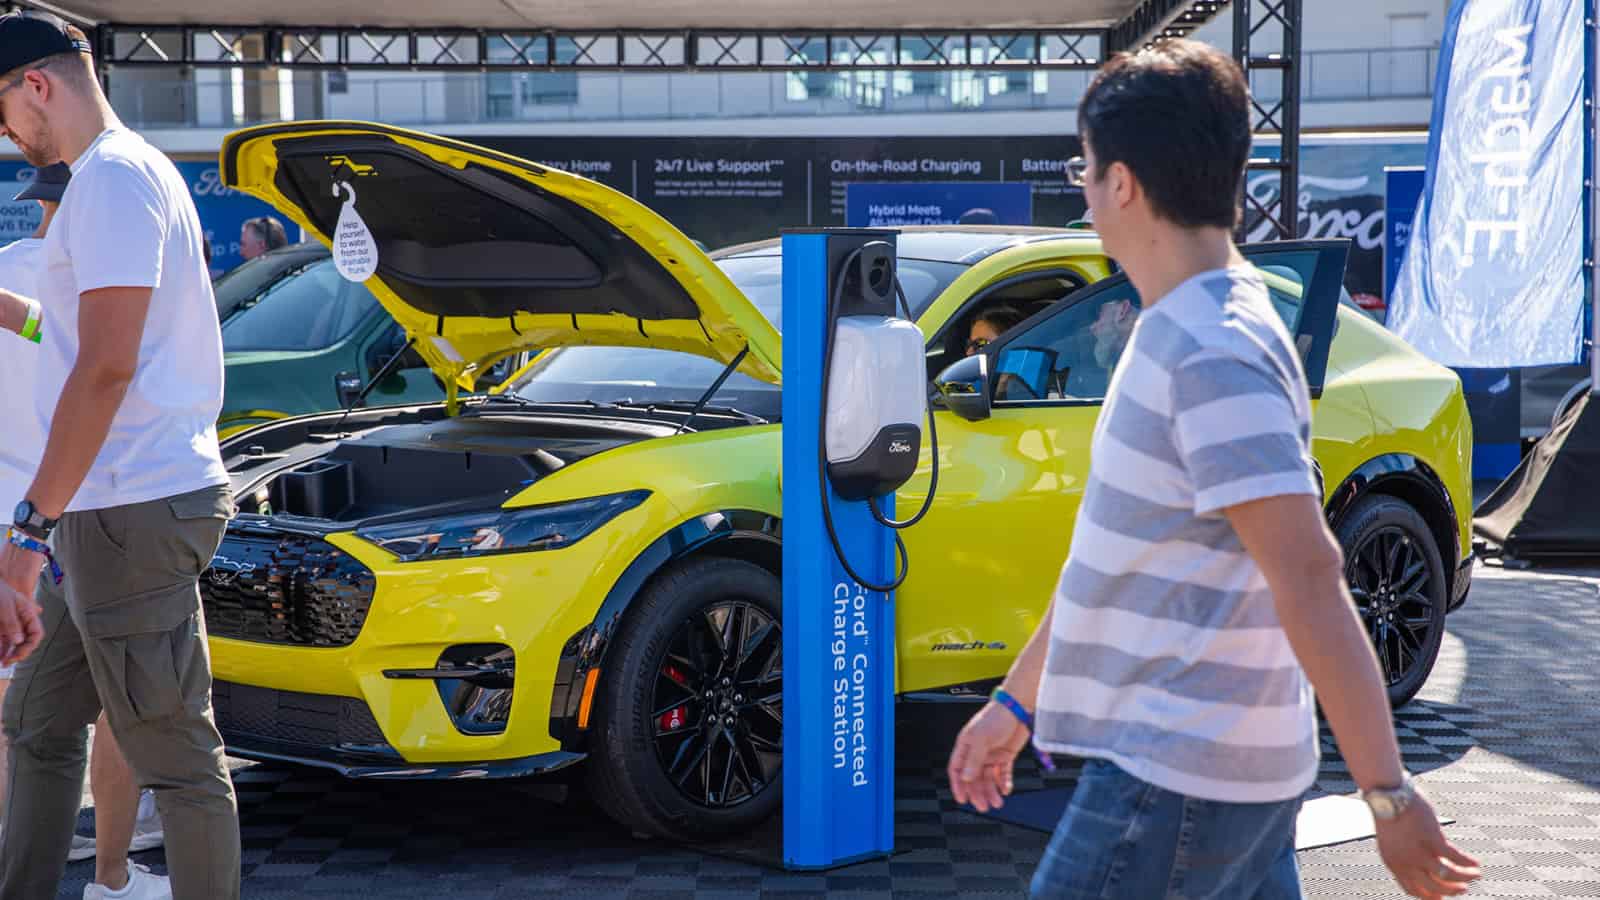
{"left": 965, "top": 306, "right": 1024, "bottom": 356}
{"left": 238, "top": 214, "right": 286, "bottom": 260}
{"left": 1089, "top": 296, "right": 1137, "bottom": 370}
{"left": 0, "top": 161, "right": 168, "bottom": 898}
{"left": 947, "top": 39, "right": 1479, "bottom": 900}
{"left": 0, "top": 11, "right": 240, "bottom": 900}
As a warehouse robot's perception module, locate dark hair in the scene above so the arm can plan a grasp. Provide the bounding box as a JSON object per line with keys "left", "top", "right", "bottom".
{"left": 244, "top": 215, "right": 289, "bottom": 251}
{"left": 976, "top": 305, "right": 1024, "bottom": 333}
{"left": 1077, "top": 39, "right": 1251, "bottom": 229}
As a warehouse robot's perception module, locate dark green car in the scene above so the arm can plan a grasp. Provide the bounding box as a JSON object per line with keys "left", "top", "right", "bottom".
{"left": 216, "top": 244, "right": 522, "bottom": 438}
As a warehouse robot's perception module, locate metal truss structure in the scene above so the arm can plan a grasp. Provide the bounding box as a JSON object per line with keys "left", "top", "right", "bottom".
{"left": 1234, "top": 0, "right": 1301, "bottom": 240}
{"left": 9, "top": 0, "right": 1301, "bottom": 239}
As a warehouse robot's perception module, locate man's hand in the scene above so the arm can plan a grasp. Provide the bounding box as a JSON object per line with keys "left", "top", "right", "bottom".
{"left": 1225, "top": 492, "right": 1480, "bottom": 897}
{"left": 1374, "top": 793, "right": 1480, "bottom": 898}
{"left": 947, "top": 702, "right": 1031, "bottom": 812}
{"left": 0, "top": 555, "right": 44, "bottom": 666}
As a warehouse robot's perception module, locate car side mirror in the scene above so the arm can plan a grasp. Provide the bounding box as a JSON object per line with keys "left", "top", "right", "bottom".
{"left": 933, "top": 354, "right": 992, "bottom": 422}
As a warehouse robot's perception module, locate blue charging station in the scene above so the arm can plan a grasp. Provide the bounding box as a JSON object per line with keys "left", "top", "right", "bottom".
{"left": 780, "top": 229, "right": 900, "bottom": 870}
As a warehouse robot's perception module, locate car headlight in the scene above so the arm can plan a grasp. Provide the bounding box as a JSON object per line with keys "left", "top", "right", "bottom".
{"left": 355, "top": 490, "right": 650, "bottom": 561}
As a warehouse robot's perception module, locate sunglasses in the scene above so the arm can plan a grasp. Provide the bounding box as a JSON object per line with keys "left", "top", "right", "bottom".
{"left": 965, "top": 337, "right": 992, "bottom": 353}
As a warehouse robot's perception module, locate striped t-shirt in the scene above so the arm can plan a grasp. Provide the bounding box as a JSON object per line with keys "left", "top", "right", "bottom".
{"left": 1034, "top": 265, "right": 1321, "bottom": 803}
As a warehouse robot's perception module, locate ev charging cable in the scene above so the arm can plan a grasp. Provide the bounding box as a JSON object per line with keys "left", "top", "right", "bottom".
{"left": 817, "top": 246, "right": 942, "bottom": 594}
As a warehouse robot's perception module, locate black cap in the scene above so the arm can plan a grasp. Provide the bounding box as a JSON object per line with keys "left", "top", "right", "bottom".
{"left": 14, "top": 162, "right": 69, "bottom": 202}
{"left": 0, "top": 12, "right": 93, "bottom": 76}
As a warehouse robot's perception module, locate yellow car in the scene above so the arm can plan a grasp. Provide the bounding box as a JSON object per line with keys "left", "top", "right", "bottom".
{"left": 206, "top": 122, "right": 1474, "bottom": 842}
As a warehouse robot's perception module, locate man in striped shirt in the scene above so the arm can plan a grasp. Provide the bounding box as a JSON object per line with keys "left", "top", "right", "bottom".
{"left": 948, "top": 40, "right": 1479, "bottom": 900}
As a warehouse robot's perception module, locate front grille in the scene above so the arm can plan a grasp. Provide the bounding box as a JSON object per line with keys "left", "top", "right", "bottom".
{"left": 212, "top": 680, "right": 387, "bottom": 748}
{"left": 200, "top": 528, "right": 376, "bottom": 647}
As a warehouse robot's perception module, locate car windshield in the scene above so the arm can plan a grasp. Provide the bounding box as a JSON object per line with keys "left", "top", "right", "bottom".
{"left": 508, "top": 254, "right": 968, "bottom": 422}
{"left": 221, "top": 257, "right": 380, "bottom": 352}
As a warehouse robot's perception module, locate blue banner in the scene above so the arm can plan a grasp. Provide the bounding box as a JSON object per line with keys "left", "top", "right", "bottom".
{"left": 0, "top": 158, "right": 286, "bottom": 278}
{"left": 1384, "top": 167, "right": 1426, "bottom": 305}
{"left": 845, "top": 181, "right": 1032, "bottom": 227}
{"left": 1387, "top": 0, "right": 1589, "bottom": 367}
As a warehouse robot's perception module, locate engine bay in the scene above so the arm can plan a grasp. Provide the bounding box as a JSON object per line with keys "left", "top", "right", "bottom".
{"left": 222, "top": 404, "right": 675, "bottom": 527}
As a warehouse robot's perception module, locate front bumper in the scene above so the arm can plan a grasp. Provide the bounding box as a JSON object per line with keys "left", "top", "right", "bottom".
{"left": 212, "top": 679, "right": 585, "bottom": 779}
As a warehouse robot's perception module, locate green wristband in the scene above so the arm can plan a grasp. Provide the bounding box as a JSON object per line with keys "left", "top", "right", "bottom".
{"left": 19, "top": 299, "right": 41, "bottom": 344}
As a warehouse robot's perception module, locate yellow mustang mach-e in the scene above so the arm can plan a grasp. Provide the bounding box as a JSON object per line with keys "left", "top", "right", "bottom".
{"left": 204, "top": 122, "right": 1474, "bottom": 842}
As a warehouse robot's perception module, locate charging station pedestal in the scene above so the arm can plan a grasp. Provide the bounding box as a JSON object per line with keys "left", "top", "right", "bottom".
{"left": 780, "top": 229, "right": 899, "bottom": 869}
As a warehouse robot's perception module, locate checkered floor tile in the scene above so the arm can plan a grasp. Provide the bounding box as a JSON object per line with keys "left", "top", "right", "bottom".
{"left": 49, "top": 563, "right": 1600, "bottom": 898}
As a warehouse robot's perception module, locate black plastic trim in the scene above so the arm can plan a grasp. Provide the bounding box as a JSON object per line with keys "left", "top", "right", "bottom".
{"left": 548, "top": 509, "right": 781, "bottom": 750}
{"left": 1323, "top": 453, "right": 1466, "bottom": 610}
{"left": 223, "top": 738, "right": 584, "bottom": 781}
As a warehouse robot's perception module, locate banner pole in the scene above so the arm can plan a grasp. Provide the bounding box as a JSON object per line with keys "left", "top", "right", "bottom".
{"left": 1590, "top": 0, "right": 1599, "bottom": 394}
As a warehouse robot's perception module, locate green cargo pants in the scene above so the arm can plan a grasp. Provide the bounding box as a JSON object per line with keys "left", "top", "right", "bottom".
{"left": 0, "top": 485, "right": 240, "bottom": 900}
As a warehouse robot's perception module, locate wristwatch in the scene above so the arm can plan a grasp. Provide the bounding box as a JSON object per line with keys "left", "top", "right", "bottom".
{"left": 12, "top": 499, "right": 57, "bottom": 542}
{"left": 1360, "top": 773, "right": 1418, "bottom": 820}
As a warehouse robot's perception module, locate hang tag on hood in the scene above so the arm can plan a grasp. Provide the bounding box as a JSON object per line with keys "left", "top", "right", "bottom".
{"left": 332, "top": 181, "right": 378, "bottom": 282}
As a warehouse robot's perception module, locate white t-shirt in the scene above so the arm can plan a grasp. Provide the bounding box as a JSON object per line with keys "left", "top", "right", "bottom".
{"left": 0, "top": 238, "right": 46, "bottom": 522}
{"left": 35, "top": 127, "right": 229, "bottom": 512}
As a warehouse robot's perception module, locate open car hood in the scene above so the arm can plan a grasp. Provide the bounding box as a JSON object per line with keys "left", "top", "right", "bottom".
{"left": 221, "top": 122, "right": 782, "bottom": 390}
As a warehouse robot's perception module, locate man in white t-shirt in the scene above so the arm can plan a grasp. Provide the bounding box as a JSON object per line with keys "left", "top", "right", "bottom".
{"left": 0, "top": 161, "right": 170, "bottom": 899}
{"left": 0, "top": 12, "right": 239, "bottom": 900}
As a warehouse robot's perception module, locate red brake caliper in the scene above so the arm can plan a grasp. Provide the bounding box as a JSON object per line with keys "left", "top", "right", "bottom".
{"left": 659, "top": 663, "right": 691, "bottom": 732}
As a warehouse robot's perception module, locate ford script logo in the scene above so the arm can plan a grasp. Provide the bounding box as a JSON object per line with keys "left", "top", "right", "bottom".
{"left": 888, "top": 440, "right": 912, "bottom": 454}
{"left": 207, "top": 555, "right": 256, "bottom": 586}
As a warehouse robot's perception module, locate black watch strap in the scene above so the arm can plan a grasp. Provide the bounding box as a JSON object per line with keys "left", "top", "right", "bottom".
{"left": 13, "top": 501, "right": 56, "bottom": 541}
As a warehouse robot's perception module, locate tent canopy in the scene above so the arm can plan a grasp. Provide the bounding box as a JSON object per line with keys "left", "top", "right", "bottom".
{"left": 36, "top": 0, "right": 1182, "bottom": 33}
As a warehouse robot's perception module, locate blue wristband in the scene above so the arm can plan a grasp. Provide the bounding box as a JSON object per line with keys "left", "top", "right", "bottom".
{"left": 991, "top": 687, "right": 1034, "bottom": 729}
{"left": 992, "top": 687, "right": 1056, "bottom": 773}
{"left": 7, "top": 529, "right": 62, "bottom": 585}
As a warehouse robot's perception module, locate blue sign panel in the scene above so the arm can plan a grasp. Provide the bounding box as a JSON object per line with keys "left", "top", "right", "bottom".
{"left": 781, "top": 230, "right": 897, "bottom": 871}
{"left": 173, "top": 160, "right": 289, "bottom": 277}
{"left": 845, "top": 181, "right": 1032, "bottom": 227}
{"left": 1384, "top": 166, "right": 1425, "bottom": 308}
{"left": 0, "top": 158, "right": 287, "bottom": 278}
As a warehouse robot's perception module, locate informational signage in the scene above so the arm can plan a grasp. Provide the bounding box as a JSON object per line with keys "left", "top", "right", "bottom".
{"left": 0, "top": 162, "right": 44, "bottom": 242}
{"left": 845, "top": 181, "right": 1033, "bottom": 227}
{"left": 0, "top": 158, "right": 286, "bottom": 278}
{"left": 174, "top": 160, "right": 289, "bottom": 276}
{"left": 1384, "top": 166, "right": 1426, "bottom": 304}
{"left": 481, "top": 135, "right": 1087, "bottom": 251}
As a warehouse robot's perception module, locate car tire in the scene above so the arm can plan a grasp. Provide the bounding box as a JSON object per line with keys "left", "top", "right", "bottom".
{"left": 1334, "top": 495, "right": 1448, "bottom": 708}
{"left": 585, "top": 556, "right": 783, "bottom": 843}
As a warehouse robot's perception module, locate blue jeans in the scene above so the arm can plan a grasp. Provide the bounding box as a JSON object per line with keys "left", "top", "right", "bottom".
{"left": 1030, "top": 758, "right": 1304, "bottom": 900}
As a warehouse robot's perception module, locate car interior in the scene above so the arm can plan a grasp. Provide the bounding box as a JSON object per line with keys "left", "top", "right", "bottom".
{"left": 924, "top": 270, "right": 1090, "bottom": 383}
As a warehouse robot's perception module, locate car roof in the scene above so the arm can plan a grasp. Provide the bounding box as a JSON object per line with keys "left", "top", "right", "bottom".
{"left": 710, "top": 226, "right": 1099, "bottom": 265}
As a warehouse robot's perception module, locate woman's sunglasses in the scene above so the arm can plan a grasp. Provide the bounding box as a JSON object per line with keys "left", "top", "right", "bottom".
{"left": 965, "top": 337, "right": 992, "bottom": 353}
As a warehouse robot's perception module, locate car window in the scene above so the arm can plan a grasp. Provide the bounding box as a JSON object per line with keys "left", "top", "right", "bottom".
{"left": 510, "top": 254, "right": 969, "bottom": 422}
{"left": 991, "top": 280, "right": 1142, "bottom": 404}
{"left": 1249, "top": 252, "right": 1323, "bottom": 335}
{"left": 221, "top": 257, "right": 380, "bottom": 352}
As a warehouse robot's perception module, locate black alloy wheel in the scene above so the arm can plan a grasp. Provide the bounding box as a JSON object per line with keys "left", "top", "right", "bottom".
{"left": 650, "top": 600, "right": 782, "bottom": 809}
{"left": 585, "top": 557, "right": 784, "bottom": 842}
{"left": 1335, "top": 495, "right": 1448, "bottom": 707}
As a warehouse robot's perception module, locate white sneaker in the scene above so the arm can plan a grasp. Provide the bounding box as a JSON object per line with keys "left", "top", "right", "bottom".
{"left": 129, "top": 793, "right": 165, "bottom": 854}
{"left": 71, "top": 792, "right": 165, "bottom": 861}
{"left": 81, "top": 862, "right": 171, "bottom": 900}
